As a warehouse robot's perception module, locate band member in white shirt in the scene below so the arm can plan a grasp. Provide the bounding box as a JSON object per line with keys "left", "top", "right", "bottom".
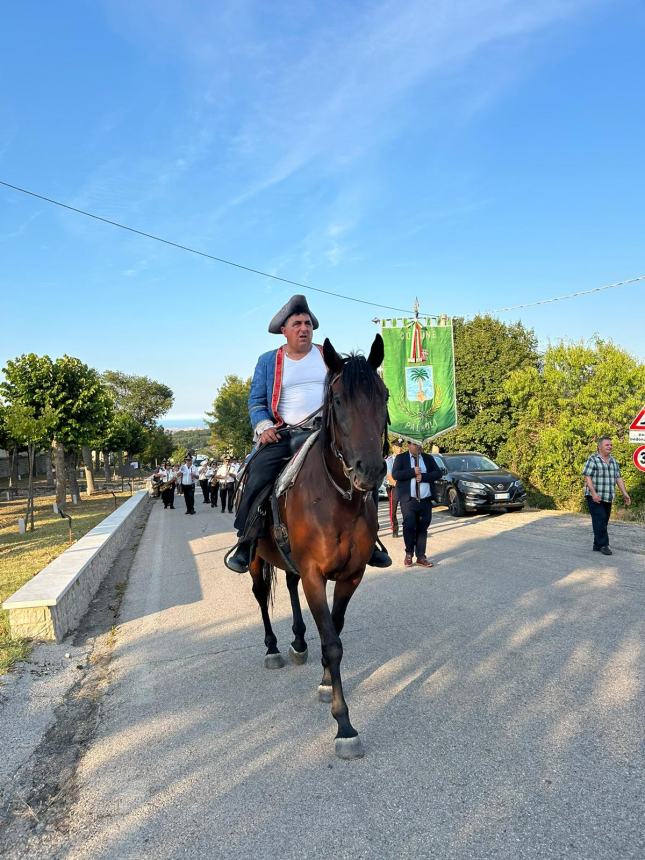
{"left": 158, "top": 461, "right": 176, "bottom": 509}
{"left": 150, "top": 464, "right": 163, "bottom": 498}
{"left": 205, "top": 460, "right": 216, "bottom": 507}
{"left": 209, "top": 460, "right": 220, "bottom": 508}
{"left": 215, "top": 459, "right": 231, "bottom": 512}
{"left": 220, "top": 458, "right": 238, "bottom": 513}
{"left": 178, "top": 455, "right": 199, "bottom": 514}
{"left": 198, "top": 460, "right": 211, "bottom": 504}
{"left": 226, "top": 460, "right": 240, "bottom": 513}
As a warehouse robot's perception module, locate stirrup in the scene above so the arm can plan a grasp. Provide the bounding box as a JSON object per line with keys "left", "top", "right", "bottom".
{"left": 224, "top": 541, "right": 251, "bottom": 573}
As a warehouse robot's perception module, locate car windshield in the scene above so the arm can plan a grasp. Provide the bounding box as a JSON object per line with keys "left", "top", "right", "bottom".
{"left": 444, "top": 455, "right": 500, "bottom": 472}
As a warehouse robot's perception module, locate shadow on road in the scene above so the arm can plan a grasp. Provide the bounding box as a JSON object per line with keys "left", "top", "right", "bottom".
{"left": 50, "top": 502, "right": 644, "bottom": 858}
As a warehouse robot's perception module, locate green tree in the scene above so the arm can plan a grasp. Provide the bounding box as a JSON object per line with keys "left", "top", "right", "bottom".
{"left": 206, "top": 375, "right": 253, "bottom": 459}
{"left": 168, "top": 428, "right": 211, "bottom": 453}
{"left": 51, "top": 357, "right": 113, "bottom": 500}
{"left": 1, "top": 354, "right": 56, "bottom": 495}
{"left": 4, "top": 403, "right": 55, "bottom": 529}
{"left": 171, "top": 444, "right": 191, "bottom": 465}
{"left": 141, "top": 425, "right": 175, "bottom": 467}
{"left": 99, "top": 412, "right": 148, "bottom": 479}
{"left": 0, "top": 402, "right": 20, "bottom": 488}
{"left": 102, "top": 371, "right": 173, "bottom": 428}
{"left": 1, "top": 354, "right": 113, "bottom": 505}
{"left": 0, "top": 404, "right": 9, "bottom": 450}
{"left": 500, "top": 338, "right": 645, "bottom": 510}
{"left": 439, "top": 316, "right": 539, "bottom": 456}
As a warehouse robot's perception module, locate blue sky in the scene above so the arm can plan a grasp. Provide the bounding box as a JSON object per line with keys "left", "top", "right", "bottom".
{"left": 1, "top": 0, "right": 643, "bottom": 423}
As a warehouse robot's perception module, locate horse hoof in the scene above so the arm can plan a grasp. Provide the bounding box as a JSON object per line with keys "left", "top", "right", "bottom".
{"left": 289, "top": 645, "right": 308, "bottom": 665}
{"left": 335, "top": 736, "right": 365, "bottom": 760}
{"left": 264, "top": 653, "right": 285, "bottom": 669}
{"left": 318, "top": 684, "right": 332, "bottom": 703}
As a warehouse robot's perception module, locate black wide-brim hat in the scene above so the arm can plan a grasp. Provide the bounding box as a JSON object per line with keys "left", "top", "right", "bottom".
{"left": 268, "top": 294, "right": 319, "bottom": 334}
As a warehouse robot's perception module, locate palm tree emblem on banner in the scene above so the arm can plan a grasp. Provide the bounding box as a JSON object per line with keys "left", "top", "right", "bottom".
{"left": 407, "top": 366, "right": 434, "bottom": 402}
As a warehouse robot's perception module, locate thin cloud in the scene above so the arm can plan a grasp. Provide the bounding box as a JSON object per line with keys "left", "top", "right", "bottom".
{"left": 101, "top": 1, "right": 597, "bottom": 216}
{"left": 209, "top": 0, "right": 597, "bottom": 209}
{"left": 0, "top": 210, "right": 41, "bottom": 242}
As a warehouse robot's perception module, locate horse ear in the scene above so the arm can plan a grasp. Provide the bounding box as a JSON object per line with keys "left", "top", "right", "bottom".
{"left": 367, "top": 334, "right": 384, "bottom": 370}
{"left": 323, "top": 338, "right": 344, "bottom": 375}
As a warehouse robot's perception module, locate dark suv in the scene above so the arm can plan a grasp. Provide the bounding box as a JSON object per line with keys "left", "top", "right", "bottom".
{"left": 433, "top": 452, "right": 526, "bottom": 516}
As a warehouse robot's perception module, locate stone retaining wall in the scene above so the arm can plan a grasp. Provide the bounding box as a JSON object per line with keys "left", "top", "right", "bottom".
{"left": 2, "top": 491, "right": 150, "bottom": 642}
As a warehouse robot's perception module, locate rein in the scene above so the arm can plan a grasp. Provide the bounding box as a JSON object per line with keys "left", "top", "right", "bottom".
{"left": 322, "top": 372, "right": 356, "bottom": 501}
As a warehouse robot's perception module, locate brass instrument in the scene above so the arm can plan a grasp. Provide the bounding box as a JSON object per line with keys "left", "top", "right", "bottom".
{"left": 158, "top": 479, "right": 175, "bottom": 492}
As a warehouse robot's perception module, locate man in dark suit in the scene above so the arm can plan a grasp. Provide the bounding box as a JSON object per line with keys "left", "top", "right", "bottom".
{"left": 392, "top": 441, "right": 442, "bottom": 567}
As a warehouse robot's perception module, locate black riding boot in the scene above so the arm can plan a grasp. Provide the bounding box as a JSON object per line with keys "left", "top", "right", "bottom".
{"left": 367, "top": 544, "right": 392, "bottom": 568}
{"left": 226, "top": 540, "right": 252, "bottom": 573}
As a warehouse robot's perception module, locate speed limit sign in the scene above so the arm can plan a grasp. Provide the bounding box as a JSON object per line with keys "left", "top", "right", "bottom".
{"left": 633, "top": 446, "right": 645, "bottom": 473}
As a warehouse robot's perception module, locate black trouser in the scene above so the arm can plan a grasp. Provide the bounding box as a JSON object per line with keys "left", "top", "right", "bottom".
{"left": 218, "top": 482, "right": 231, "bottom": 512}
{"left": 387, "top": 485, "right": 400, "bottom": 533}
{"left": 234, "top": 433, "right": 309, "bottom": 538}
{"left": 161, "top": 486, "right": 175, "bottom": 508}
{"left": 183, "top": 483, "right": 195, "bottom": 513}
{"left": 225, "top": 482, "right": 235, "bottom": 512}
{"left": 199, "top": 479, "right": 210, "bottom": 503}
{"left": 210, "top": 483, "right": 218, "bottom": 507}
{"left": 400, "top": 496, "right": 433, "bottom": 558}
{"left": 587, "top": 497, "right": 612, "bottom": 548}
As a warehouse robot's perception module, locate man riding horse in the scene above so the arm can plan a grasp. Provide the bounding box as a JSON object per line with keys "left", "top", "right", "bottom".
{"left": 226, "top": 294, "right": 392, "bottom": 573}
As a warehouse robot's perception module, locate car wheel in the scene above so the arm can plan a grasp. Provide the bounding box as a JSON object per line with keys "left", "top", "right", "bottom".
{"left": 447, "top": 487, "right": 465, "bottom": 517}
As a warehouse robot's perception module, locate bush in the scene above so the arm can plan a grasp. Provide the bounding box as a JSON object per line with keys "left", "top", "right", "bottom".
{"left": 499, "top": 339, "right": 645, "bottom": 511}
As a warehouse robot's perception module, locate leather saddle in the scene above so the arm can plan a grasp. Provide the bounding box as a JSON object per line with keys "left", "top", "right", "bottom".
{"left": 237, "top": 428, "right": 320, "bottom": 575}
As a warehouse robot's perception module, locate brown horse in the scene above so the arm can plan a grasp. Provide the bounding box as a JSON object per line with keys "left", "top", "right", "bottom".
{"left": 248, "top": 334, "right": 388, "bottom": 759}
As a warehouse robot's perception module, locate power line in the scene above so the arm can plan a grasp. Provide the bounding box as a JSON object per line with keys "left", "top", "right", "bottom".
{"left": 0, "top": 179, "right": 420, "bottom": 316}
{"left": 2, "top": 179, "right": 642, "bottom": 319}
{"left": 488, "top": 274, "right": 645, "bottom": 313}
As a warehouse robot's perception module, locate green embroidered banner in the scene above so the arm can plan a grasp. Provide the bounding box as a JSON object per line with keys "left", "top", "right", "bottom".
{"left": 381, "top": 319, "right": 457, "bottom": 444}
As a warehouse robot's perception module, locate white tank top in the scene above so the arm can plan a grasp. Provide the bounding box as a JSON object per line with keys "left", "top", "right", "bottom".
{"left": 278, "top": 347, "right": 327, "bottom": 425}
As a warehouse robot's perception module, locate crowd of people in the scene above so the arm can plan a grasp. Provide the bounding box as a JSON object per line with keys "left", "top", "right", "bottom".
{"left": 151, "top": 455, "right": 240, "bottom": 516}
{"left": 150, "top": 292, "right": 631, "bottom": 567}
{"left": 151, "top": 435, "right": 629, "bottom": 567}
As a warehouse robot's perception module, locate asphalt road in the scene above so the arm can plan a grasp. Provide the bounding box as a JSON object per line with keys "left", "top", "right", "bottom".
{"left": 5, "top": 498, "right": 644, "bottom": 859}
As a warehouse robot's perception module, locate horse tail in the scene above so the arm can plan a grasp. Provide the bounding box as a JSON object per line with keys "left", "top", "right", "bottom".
{"left": 262, "top": 558, "right": 277, "bottom": 608}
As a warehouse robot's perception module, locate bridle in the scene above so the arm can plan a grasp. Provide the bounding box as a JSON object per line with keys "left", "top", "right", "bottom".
{"left": 321, "top": 370, "right": 388, "bottom": 501}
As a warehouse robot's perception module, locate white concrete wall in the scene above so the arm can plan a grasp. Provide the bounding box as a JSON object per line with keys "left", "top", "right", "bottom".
{"left": 3, "top": 491, "right": 149, "bottom": 642}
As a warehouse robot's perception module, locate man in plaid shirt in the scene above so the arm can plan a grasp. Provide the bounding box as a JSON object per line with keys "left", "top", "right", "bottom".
{"left": 582, "top": 435, "right": 631, "bottom": 555}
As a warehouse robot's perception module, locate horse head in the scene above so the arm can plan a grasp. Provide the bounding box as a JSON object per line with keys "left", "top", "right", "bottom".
{"left": 322, "top": 335, "right": 388, "bottom": 493}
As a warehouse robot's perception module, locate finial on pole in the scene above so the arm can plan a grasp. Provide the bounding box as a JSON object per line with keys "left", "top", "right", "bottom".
{"left": 413, "top": 297, "right": 419, "bottom": 319}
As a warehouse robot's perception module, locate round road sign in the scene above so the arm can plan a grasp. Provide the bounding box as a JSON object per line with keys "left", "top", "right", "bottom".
{"left": 633, "top": 446, "right": 645, "bottom": 472}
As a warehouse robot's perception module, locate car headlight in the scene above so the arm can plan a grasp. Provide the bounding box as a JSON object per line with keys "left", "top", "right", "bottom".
{"left": 514, "top": 480, "right": 524, "bottom": 488}
{"left": 459, "top": 480, "right": 486, "bottom": 491}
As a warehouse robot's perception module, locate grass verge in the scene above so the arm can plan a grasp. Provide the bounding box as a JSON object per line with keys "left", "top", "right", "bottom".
{"left": 0, "top": 490, "right": 132, "bottom": 675}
